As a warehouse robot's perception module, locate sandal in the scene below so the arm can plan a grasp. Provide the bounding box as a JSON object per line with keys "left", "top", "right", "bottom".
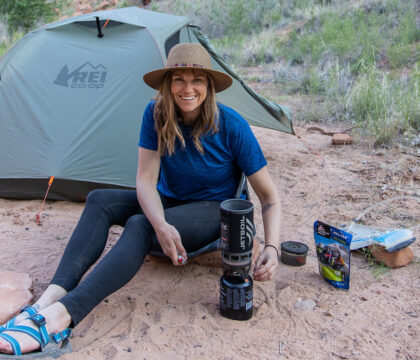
{"left": 0, "top": 306, "right": 38, "bottom": 332}
{"left": 0, "top": 313, "right": 72, "bottom": 358}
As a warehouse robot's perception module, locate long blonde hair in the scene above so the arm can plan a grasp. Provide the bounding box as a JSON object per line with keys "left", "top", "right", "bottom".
{"left": 153, "top": 70, "right": 219, "bottom": 156}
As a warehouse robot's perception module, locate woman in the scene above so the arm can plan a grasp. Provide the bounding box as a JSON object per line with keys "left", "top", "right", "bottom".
{"left": 0, "top": 43, "right": 280, "bottom": 356}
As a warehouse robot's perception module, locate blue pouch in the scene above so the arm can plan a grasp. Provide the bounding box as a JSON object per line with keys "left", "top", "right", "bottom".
{"left": 314, "top": 221, "right": 352, "bottom": 290}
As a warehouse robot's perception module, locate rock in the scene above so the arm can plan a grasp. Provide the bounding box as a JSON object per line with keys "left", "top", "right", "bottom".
{"left": 71, "top": 11, "right": 85, "bottom": 17}
{"left": 0, "top": 272, "right": 32, "bottom": 292}
{"left": 331, "top": 134, "right": 353, "bottom": 145}
{"left": 96, "top": 1, "right": 115, "bottom": 11}
{"left": 294, "top": 298, "right": 316, "bottom": 310}
{"left": 369, "top": 245, "right": 414, "bottom": 268}
{"left": 0, "top": 272, "right": 33, "bottom": 324}
{"left": 77, "top": 4, "right": 93, "bottom": 13}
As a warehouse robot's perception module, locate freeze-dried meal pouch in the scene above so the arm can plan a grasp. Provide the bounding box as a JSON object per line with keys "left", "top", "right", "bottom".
{"left": 314, "top": 221, "right": 352, "bottom": 290}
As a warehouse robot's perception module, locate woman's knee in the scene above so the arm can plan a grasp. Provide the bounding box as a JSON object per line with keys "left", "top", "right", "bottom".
{"left": 86, "top": 189, "right": 112, "bottom": 207}
{"left": 86, "top": 189, "right": 137, "bottom": 208}
{"left": 124, "top": 214, "right": 152, "bottom": 233}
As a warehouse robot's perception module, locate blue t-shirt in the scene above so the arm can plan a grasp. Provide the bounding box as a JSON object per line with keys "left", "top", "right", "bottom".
{"left": 138, "top": 101, "right": 267, "bottom": 201}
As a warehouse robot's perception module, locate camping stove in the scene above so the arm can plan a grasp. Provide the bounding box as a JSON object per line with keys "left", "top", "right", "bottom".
{"left": 219, "top": 199, "right": 254, "bottom": 320}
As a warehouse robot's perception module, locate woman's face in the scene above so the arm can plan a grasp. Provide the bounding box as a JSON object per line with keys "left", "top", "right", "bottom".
{"left": 170, "top": 70, "right": 208, "bottom": 122}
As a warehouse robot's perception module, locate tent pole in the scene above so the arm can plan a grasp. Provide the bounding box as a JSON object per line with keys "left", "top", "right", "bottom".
{"left": 96, "top": 17, "right": 104, "bottom": 38}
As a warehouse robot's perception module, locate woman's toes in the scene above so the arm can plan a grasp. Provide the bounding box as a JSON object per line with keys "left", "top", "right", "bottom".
{"left": 0, "top": 338, "right": 13, "bottom": 354}
{"left": 0, "top": 329, "right": 41, "bottom": 355}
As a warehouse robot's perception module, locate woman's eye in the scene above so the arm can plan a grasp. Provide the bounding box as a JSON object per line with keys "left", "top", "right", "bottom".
{"left": 173, "top": 78, "right": 183, "bottom": 82}
{"left": 194, "top": 78, "right": 203, "bottom": 83}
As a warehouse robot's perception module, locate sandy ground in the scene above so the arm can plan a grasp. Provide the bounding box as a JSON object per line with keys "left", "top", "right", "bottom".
{"left": 0, "top": 124, "right": 419, "bottom": 360}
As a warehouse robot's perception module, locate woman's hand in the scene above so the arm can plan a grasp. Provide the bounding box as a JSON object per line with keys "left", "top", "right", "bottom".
{"left": 155, "top": 221, "right": 187, "bottom": 266}
{"left": 253, "top": 246, "right": 279, "bottom": 281}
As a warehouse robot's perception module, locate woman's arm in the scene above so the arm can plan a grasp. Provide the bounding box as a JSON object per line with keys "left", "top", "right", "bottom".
{"left": 136, "top": 147, "right": 187, "bottom": 265}
{"left": 247, "top": 166, "right": 281, "bottom": 281}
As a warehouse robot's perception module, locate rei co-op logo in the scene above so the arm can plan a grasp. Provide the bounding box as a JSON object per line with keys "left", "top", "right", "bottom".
{"left": 54, "top": 62, "right": 107, "bottom": 89}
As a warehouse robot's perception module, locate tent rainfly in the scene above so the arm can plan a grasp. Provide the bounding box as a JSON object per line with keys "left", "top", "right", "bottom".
{"left": 0, "top": 7, "right": 293, "bottom": 201}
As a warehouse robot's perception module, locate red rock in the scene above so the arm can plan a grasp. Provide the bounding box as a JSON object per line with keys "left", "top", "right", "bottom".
{"left": 77, "top": 4, "right": 93, "bottom": 13}
{"left": 0, "top": 272, "right": 33, "bottom": 324}
{"left": 369, "top": 245, "right": 414, "bottom": 268}
{"left": 331, "top": 133, "right": 353, "bottom": 145}
{"left": 96, "top": 1, "right": 111, "bottom": 11}
{"left": 71, "top": 11, "right": 84, "bottom": 17}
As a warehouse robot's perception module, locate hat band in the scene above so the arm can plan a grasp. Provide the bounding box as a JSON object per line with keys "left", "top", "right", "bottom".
{"left": 168, "top": 63, "right": 207, "bottom": 69}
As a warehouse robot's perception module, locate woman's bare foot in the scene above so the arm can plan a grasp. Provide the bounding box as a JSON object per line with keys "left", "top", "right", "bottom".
{"left": 1, "top": 284, "right": 67, "bottom": 328}
{"left": 0, "top": 302, "right": 71, "bottom": 355}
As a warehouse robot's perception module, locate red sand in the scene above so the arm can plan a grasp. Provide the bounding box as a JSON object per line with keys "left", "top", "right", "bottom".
{"left": 1, "top": 126, "right": 419, "bottom": 359}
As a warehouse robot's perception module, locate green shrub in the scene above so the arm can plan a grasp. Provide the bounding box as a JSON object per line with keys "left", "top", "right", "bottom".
{"left": 387, "top": 43, "right": 418, "bottom": 69}
{"left": 0, "top": 0, "right": 60, "bottom": 32}
{"left": 285, "top": 9, "right": 386, "bottom": 71}
{"left": 283, "top": 0, "right": 418, "bottom": 73}
{"left": 346, "top": 65, "right": 419, "bottom": 146}
{"left": 301, "top": 68, "right": 325, "bottom": 95}
{"left": 213, "top": 29, "right": 283, "bottom": 66}
{"left": 0, "top": 19, "right": 24, "bottom": 59}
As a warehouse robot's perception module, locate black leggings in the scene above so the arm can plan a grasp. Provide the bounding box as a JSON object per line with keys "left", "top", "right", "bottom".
{"left": 51, "top": 189, "right": 221, "bottom": 326}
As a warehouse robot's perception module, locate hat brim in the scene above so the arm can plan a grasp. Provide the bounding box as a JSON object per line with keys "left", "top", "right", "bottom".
{"left": 143, "top": 67, "right": 233, "bottom": 93}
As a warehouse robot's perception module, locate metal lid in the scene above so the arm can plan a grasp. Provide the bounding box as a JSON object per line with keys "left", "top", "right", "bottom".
{"left": 281, "top": 241, "right": 309, "bottom": 255}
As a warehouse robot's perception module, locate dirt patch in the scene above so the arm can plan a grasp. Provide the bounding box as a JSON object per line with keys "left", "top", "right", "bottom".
{"left": 0, "top": 125, "right": 419, "bottom": 360}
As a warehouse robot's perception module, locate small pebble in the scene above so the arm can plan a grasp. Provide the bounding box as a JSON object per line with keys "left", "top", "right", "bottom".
{"left": 294, "top": 299, "right": 316, "bottom": 311}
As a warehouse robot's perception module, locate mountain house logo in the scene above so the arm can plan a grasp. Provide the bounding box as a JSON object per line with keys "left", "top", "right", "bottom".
{"left": 54, "top": 62, "right": 107, "bottom": 89}
{"left": 316, "top": 223, "right": 330, "bottom": 238}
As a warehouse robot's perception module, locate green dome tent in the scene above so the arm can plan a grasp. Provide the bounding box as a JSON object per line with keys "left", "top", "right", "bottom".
{"left": 0, "top": 7, "right": 293, "bottom": 201}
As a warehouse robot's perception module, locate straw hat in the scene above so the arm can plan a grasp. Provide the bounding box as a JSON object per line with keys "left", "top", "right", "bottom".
{"left": 143, "top": 43, "right": 233, "bottom": 93}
